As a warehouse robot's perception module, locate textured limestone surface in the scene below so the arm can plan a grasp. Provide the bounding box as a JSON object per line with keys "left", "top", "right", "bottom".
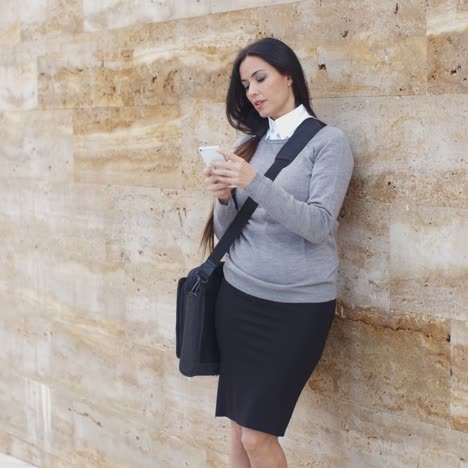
{"left": 0, "top": 0, "right": 467, "bottom": 467}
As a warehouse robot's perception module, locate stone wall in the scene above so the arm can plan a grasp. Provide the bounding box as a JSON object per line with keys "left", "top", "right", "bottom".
{"left": 0, "top": 1, "right": 466, "bottom": 467}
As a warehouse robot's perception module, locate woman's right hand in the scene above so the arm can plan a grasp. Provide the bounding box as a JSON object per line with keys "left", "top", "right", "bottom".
{"left": 203, "top": 166, "right": 231, "bottom": 203}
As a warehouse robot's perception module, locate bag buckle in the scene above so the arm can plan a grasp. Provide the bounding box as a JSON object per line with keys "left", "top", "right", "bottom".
{"left": 189, "top": 276, "right": 208, "bottom": 296}
{"left": 188, "top": 260, "right": 215, "bottom": 296}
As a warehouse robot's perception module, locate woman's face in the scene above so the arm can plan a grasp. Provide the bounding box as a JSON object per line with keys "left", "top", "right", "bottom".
{"left": 239, "top": 55, "right": 296, "bottom": 121}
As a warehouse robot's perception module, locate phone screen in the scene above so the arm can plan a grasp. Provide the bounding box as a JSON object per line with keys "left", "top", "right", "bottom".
{"left": 199, "top": 146, "right": 227, "bottom": 166}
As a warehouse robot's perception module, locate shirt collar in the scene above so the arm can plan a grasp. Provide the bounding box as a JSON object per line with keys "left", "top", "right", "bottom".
{"left": 266, "top": 104, "right": 312, "bottom": 140}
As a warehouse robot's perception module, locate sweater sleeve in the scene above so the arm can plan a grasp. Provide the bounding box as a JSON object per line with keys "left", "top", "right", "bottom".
{"left": 243, "top": 127, "right": 354, "bottom": 244}
{"left": 213, "top": 190, "right": 238, "bottom": 240}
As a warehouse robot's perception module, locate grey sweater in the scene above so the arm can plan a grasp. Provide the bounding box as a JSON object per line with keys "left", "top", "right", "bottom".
{"left": 213, "top": 125, "right": 354, "bottom": 303}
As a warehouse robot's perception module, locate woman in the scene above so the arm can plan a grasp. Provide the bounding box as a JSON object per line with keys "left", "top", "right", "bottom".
{"left": 200, "top": 37, "right": 354, "bottom": 468}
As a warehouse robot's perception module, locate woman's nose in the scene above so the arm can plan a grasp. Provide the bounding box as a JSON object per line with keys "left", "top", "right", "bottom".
{"left": 247, "top": 84, "right": 258, "bottom": 98}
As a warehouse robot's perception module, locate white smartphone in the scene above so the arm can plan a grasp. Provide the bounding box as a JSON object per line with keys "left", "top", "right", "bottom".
{"left": 198, "top": 146, "right": 227, "bottom": 166}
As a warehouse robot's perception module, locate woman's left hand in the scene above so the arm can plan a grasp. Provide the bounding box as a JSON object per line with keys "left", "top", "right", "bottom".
{"left": 210, "top": 147, "right": 257, "bottom": 189}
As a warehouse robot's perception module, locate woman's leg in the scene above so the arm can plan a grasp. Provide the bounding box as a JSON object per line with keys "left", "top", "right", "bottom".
{"left": 230, "top": 420, "right": 251, "bottom": 468}
{"left": 241, "top": 427, "right": 287, "bottom": 468}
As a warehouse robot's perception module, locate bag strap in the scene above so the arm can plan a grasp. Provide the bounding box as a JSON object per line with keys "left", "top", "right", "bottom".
{"left": 195, "top": 117, "right": 326, "bottom": 285}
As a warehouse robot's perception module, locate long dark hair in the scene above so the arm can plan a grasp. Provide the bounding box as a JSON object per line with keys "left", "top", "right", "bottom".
{"left": 199, "top": 37, "right": 323, "bottom": 258}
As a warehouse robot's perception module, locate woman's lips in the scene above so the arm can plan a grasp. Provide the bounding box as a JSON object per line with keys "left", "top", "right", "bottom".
{"left": 254, "top": 100, "right": 265, "bottom": 109}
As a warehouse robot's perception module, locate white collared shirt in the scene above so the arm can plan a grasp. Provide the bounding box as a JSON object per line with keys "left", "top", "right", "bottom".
{"left": 265, "top": 104, "right": 316, "bottom": 140}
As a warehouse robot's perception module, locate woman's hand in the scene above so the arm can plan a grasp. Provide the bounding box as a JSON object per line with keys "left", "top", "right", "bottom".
{"left": 209, "top": 148, "right": 257, "bottom": 189}
{"left": 203, "top": 166, "right": 232, "bottom": 203}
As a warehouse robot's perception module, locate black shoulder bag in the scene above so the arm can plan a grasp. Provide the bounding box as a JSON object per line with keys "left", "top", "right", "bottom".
{"left": 175, "top": 117, "right": 326, "bottom": 377}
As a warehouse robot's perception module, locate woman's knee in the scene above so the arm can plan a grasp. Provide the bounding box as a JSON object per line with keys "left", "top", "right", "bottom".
{"left": 241, "top": 427, "right": 276, "bottom": 453}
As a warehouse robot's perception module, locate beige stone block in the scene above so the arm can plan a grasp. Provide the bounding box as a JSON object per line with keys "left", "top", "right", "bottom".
{"left": 38, "top": 16, "right": 163, "bottom": 58}
{"left": 49, "top": 386, "right": 217, "bottom": 467}
{"left": 23, "top": 379, "right": 53, "bottom": 450}
{"left": 427, "top": 0, "right": 468, "bottom": 94}
{"left": 161, "top": 398, "right": 228, "bottom": 463}
{"left": 168, "top": 6, "right": 261, "bottom": 49}
{"left": 161, "top": 338, "right": 218, "bottom": 403}
{"left": 210, "top": 0, "right": 299, "bottom": 14}
{"left": 82, "top": 0, "right": 274, "bottom": 33}
{"left": 314, "top": 303, "right": 451, "bottom": 426}
{"left": 83, "top": 0, "right": 211, "bottom": 32}
{"left": 428, "top": 30, "right": 468, "bottom": 94}
{"left": 0, "top": 179, "right": 63, "bottom": 224}
{"left": 259, "top": 0, "right": 427, "bottom": 97}
{"left": 0, "top": 0, "right": 21, "bottom": 46}
{"left": 161, "top": 354, "right": 228, "bottom": 463}
{"left": 0, "top": 431, "right": 42, "bottom": 468}
{"left": 52, "top": 383, "right": 168, "bottom": 468}
{"left": 39, "top": 453, "right": 76, "bottom": 468}
{"left": 0, "top": 371, "right": 56, "bottom": 461}
{"left": 337, "top": 199, "right": 390, "bottom": 313}
{"left": 73, "top": 105, "right": 183, "bottom": 188}
{"left": 0, "top": 223, "right": 140, "bottom": 361}
{"left": 206, "top": 449, "right": 229, "bottom": 468}
{"left": 19, "top": 0, "right": 82, "bottom": 42}
{"left": 0, "top": 110, "right": 73, "bottom": 183}
{"left": 43, "top": 396, "right": 75, "bottom": 466}
{"left": 125, "top": 282, "right": 200, "bottom": 351}
{"left": 283, "top": 389, "right": 467, "bottom": 467}
{"left": 0, "top": 288, "right": 22, "bottom": 367}
{"left": 38, "top": 49, "right": 139, "bottom": 109}
{"left": 51, "top": 395, "right": 157, "bottom": 467}
{"left": 0, "top": 49, "right": 37, "bottom": 110}
{"left": 260, "top": 0, "right": 426, "bottom": 43}
{"left": 132, "top": 44, "right": 239, "bottom": 103}
{"left": 158, "top": 353, "right": 230, "bottom": 464}
{"left": 417, "top": 450, "right": 462, "bottom": 467}
{"left": 390, "top": 204, "right": 468, "bottom": 320}
{"left": 49, "top": 320, "right": 165, "bottom": 425}
{"left": 160, "top": 354, "right": 227, "bottom": 457}
{"left": 0, "top": 372, "right": 29, "bottom": 439}
{"left": 0, "top": 286, "right": 51, "bottom": 380}
{"left": 19, "top": 12, "right": 172, "bottom": 63}
{"left": 451, "top": 319, "right": 468, "bottom": 431}
{"left": 314, "top": 94, "right": 467, "bottom": 208}
{"left": 0, "top": 278, "right": 126, "bottom": 381}
{"left": 0, "top": 259, "right": 14, "bottom": 298}
{"left": 9, "top": 244, "right": 129, "bottom": 326}
{"left": 315, "top": 36, "right": 426, "bottom": 97}
{"left": 427, "top": 0, "right": 468, "bottom": 27}
{"left": 9, "top": 21, "right": 157, "bottom": 74}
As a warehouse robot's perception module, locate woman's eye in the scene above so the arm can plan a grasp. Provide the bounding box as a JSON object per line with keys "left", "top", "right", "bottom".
{"left": 244, "top": 76, "right": 266, "bottom": 91}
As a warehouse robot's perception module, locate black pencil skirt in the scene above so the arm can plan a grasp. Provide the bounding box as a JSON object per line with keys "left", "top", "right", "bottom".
{"left": 214, "top": 276, "right": 336, "bottom": 437}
